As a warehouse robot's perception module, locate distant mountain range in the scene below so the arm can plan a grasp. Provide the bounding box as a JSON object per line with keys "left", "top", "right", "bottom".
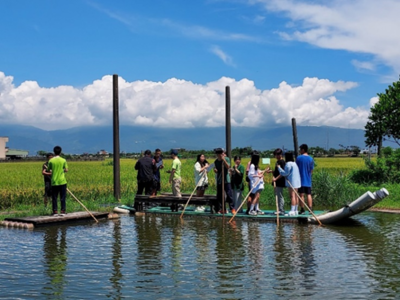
{"left": 0, "top": 124, "right": 370, "bottom": 155}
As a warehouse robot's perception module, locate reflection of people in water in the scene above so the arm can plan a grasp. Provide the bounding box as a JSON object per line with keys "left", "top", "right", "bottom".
{"left": 213, "top": 220, "right": 245, "bottom": 295}
{"left": 42, "top": 226, "right": 67, "bottom": 297}
{"left": 272, "top": 225, "right": 316, "bottom": 296}
{"left": 245, "top": 222, "right": 264, "bottom": 277}
{"left": 295, "top": 226, "right": 317, "bottom": 293}
{"left": 108, "top": 219, "right": 123, "bottom": 299}
{"left": 134, "top": 215, "right": 163, "bottom": 292}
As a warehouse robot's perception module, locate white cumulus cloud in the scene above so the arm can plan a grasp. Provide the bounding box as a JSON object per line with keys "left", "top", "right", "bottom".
{"left": 251, "top": 0, "right": 400, "bottom": 76}
{"left": 0, "top": 71, "right": 369, "bottom": 130}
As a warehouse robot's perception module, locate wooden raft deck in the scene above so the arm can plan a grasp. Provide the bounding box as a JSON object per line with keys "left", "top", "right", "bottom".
{"left": 132, "top": 194, "right": 326, "bottom": 224}
{"left": 143, "top": 206, "right": 326, "bottom": 224}
{"left": 134, "top": 194, "right": 216, "bottom": 211}
{"left": 4, "top": 211, "right": 110, "bottom": 227}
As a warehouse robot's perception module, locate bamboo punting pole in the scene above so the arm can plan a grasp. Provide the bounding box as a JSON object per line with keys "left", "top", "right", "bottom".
{"left": 285, "top": 180, "right": 322, "bottom": 226}
{"left": 67, "top": 188, "right": 99, "bottom": 223}
{"left": 274, "top": 181, "right": 279, "bottom": 225}
{"left": 180, "top": 171, "right": 207, "bottom": 219}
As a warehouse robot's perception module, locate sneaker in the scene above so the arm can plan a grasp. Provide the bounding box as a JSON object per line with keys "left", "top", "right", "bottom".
{"left": 231, "top": 209, "right": 237, "bottom": 214}
{"left": 279, "top": 212, "right": 285, "bottom": 216}
{"left": 288, "top": 211, "right": 296, "bottom": 216}
{"left": 195, "top": 206, "right": 205, "bottom": 212}
{"left": 249, "top": 210, "right": 257, "bottom": 216}
{"left": 52, "top": 211, "right": 58, "bottom": 216}
{"left": 59, "top": 210, "right": 66, "bottom": 216}
{"left": 256, "top": 210, "right": 265, "bottom": 215}
{"left": 299, "top": 208, "right": 306, "bottom": 215}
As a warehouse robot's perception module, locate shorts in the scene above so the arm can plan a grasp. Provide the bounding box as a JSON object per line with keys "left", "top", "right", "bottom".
{"left": 298, "top": 186, "right": 312, "bottom": 195}
{"left": 44, "top": 181, "right": 52, "bottom": 197}
{"left": 250, "top": 188, "right": 263, "bottom": 197}
{"left": 196, "top": 184, "right": 208, "bottom": 191}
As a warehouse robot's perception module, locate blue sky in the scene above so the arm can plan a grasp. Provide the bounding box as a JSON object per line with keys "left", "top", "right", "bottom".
{"left": 0, "top": 0, "right": 399, "bottom": 130}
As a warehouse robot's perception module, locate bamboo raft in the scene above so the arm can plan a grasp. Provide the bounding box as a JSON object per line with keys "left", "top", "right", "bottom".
{"left": 114, "top": 188, "right": 390, "bottom": 225}
{"left": 1, "top": 211, "right": 119, "bottom": 229}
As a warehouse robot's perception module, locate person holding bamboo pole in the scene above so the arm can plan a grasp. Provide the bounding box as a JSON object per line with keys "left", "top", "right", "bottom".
{"left": 213, "top": 148, "right": 235, "bottom": 214}
{"left": 194, "top": 153, "right": 209, "bottom": 212}
{"left": 42, "top": 152, "right": 54, "bottom": 207}
{"left": 266, "top": 148, "right": 286, "bottom": 215}
{"left": 231, "top": 156, "right": 245, "bottom": 212}
{"left": 277, "top": 152, "right": 301, "bottom": 216}
{"left": 247, "top": 152, "right": 265, "bottom": 215}
{"left": 47, "top": 146, "right": 68, "bottom": 216}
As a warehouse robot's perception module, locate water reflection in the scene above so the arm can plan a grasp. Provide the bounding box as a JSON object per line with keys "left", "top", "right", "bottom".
{"left": 326, "top": 215, "right": 400, "bottom": 298}
{"left": 134, "top": 215, "right": 163, "bottom": 294}
{"left": 108, "top": 219, "right": 123, "bottom": 300}
{"left": 214, "top": 220, "right": 246, "bottom": 296}
{"left": 271, "top": 224, "right": 317, "bottom": 297}
{"left": 1, "top": 212, "right": 400, "bottom": 299}
{"left": 42, "top": 227, "right": 67, "bottom": 299}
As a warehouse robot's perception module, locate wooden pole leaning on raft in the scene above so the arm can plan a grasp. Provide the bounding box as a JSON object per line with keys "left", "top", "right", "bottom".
{"left": 228, "top": 167, "right": 267, "bottom": 224}
{"left": 67, "top": 188, "right": 99, "bottom": 223}
{"left": 273, "top": 181, "right": 279, "bottom": 225}
{"left": 180, "top": 171, "right": 207, "bottom": 219}
{"left": 285, "top": 179, "right": 322, "bottom": 226}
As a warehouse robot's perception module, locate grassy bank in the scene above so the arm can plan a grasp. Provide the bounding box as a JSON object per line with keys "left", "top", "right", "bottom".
{"left": 0, "top": 156, "right": 398, "bottom": 220}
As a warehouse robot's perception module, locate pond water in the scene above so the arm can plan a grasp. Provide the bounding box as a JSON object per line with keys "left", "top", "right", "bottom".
{"left": 1, "top": 212, "right": 400, "bottom": 299}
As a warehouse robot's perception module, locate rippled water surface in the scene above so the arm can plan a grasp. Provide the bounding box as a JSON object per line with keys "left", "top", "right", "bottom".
{"left": 1, "top": 212, "right": 400, "bottom": 299}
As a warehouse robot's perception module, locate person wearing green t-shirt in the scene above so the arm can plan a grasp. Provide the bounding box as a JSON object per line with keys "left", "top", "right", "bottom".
{"left": 47, "top": 145, "right": 68, "bottom": 216}
{"left": 167, "top": 149, "right": 181, "bottom": 211}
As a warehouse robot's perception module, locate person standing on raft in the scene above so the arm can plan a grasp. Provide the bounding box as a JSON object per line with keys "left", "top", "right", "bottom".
{"left": 212, "top": 148, "right": 235, "bottom": 214}
{"left": 42, "top": 152, "right": 53, "bottom": 207}
{"left": 278, "top": 152, "right": 301, "bottom": 216}
{"left": 247, "top": 152, "right": 265, "bottom": 215}
{"left": 194, "top": 153, "right": 209, "bottom": 212}
{"left": 266, "top": 148, "right": 286, "bottom": 215}
{"left": 152, "top": 148, "right": 164, "bottom": 196}
{"left": 167, "top": 149, "right": 182, "bottom": 211}
{"left": 47, "top": 146, "right": 68, "bottom": 216}
{"left": 135, "top": 149, "right": 156, "bottom": 196}
{"left": 231, "top": 156, "right": 245, "bottom": 212}
{"left": 296, "top": 144, "right": 314, "bottom": 214}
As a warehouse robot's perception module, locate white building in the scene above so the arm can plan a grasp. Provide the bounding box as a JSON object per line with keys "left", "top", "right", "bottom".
{"left": 0, "top": 137, "right": 9, "bottom": 160}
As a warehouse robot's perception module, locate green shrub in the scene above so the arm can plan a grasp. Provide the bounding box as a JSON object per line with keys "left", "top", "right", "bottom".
{"left": 312, "top": 169, "right": 364, "bottom": 209}
{"left": 350, "top": 148, "right": 400, "bottom": 184}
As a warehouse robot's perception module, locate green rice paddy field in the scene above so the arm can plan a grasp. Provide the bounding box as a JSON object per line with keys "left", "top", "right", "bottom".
{"left": 0, "top": 157, "right": 398, "bottom": 219}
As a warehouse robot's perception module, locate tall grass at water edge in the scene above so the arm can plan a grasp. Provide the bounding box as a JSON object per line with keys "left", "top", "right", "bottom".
{"left": 0, "top": 157, "right": 398, "bottom": 218}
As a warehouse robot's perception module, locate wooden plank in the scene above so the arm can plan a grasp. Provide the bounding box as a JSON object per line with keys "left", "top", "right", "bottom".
{"left": 5, "top": 211, "right": 109, "bottom": 226}
{"left": 144, "top": 208, "right": 314, "bottom": 224}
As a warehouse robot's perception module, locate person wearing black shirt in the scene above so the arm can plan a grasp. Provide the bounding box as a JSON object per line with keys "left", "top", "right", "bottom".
{"left": 135, "top": 150, "right": 156, "bottom": 195}
{"left": 267, "top": 148, "right": 286, "bottom": 215}
{"left": 42, "top": 152, "right": 53, "bottom": 207}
